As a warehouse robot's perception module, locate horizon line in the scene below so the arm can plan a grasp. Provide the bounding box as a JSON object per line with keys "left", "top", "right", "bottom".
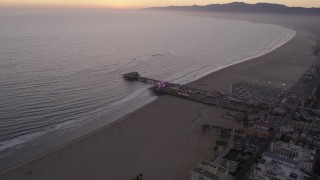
{"left": 0, "top": 2, "right": 319, "bottom": 10}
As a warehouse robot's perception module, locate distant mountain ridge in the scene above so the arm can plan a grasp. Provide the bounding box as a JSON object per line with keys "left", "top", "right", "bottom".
{"left": 146, "top": 2, "right": 320, "bottom": 15}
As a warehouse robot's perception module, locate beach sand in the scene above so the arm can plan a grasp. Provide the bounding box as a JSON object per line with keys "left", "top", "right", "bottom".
{"left": 0, "top": 13, "right": 319, "bottom": 180}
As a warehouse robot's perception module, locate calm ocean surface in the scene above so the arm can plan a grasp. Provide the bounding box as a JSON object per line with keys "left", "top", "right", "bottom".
{"left": 0, "top": 9, "right": 295, "bottom": 168}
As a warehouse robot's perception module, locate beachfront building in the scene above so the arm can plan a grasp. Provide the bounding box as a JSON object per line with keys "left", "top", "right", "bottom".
{"left": 213, "top": 157, "right": 238, "bottom": 174}
{"left": 190, "top": 160, "right": 230, "bottom": 180}
{"left": 252, "top": 152, "right": 310, "bottom": 180}
{"left": 244, "top": 127, "right": 270, "bottom": 139}
{"left": 253, "top": 122, "right": 272, "bottom": 131}
{"left": 269, "top": 141, "right": 315, "bottom": 172}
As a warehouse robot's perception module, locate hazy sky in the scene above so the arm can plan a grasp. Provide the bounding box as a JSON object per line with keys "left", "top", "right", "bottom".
{"left": 0, "top": 0, "right": 319, "bottom": 9}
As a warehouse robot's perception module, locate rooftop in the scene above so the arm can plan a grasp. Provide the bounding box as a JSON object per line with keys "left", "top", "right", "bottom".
{"left": 272, "top": 141, "right": 316, "bottom": 156}
{"left": 200, "top": 161, "right": 228, "bottom": 173}
{"left": 253, "top": 152, "right": 310, "bottom": 180}
{"left": 192, "top": 167, "right": 220, "bottom": 180}
{"left": 264, "top": 152, "right": 298, "bottom": 165}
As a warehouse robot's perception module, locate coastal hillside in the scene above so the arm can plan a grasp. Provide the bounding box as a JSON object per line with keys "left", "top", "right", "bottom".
{"left": 146, "top": 2, "right": 320, "bottom": 15}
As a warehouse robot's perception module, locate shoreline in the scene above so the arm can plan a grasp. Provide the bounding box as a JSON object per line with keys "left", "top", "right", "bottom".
{"left": 183, "top": 28, "right": 296, "bottom": 86}
{"left": 0, "top": 12, "right": 295, "bottom": 171}
{"left": 1, "top": 13, "right": 319, "bottom": 180}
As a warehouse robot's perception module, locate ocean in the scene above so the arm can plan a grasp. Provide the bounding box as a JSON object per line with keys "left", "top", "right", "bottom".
{"left": 0, "top": 9, "right": 295, "bottom": 169}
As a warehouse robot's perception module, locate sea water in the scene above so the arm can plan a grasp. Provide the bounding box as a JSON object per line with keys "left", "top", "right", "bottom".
{"left": 0, "top": 9, "right": 295, "bottom": 169}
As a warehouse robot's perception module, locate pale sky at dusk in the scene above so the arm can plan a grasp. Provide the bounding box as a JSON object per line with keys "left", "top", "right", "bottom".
{"left": 0, "top": 0, "right": 319, "bottom": 9}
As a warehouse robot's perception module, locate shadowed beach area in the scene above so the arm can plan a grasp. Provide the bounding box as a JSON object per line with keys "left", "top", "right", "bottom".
{"left": 1, "top": 13, "right": 320, "bottom": 180}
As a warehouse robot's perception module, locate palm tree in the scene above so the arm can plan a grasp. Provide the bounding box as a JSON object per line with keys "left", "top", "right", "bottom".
{"left": 201, "top": 124, "right": 210, "bottom": 131}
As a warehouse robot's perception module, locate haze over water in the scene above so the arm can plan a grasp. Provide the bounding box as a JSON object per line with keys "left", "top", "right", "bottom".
{"left": 0, "top": 9, "right": 295, "bottom": 167}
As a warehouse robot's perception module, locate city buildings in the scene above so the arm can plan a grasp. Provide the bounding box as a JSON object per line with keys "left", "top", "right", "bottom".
{"left": 190, "top": 160, "right": 230, "bottom": 180}
{"left": 252, "top": 152, "right": 310, "bottom": 180}
{"left": 269, "top": 141, "right": 315, "bottom": 172}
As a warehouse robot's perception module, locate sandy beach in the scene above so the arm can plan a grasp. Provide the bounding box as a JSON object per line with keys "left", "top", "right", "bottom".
{"left": 0, "top": 13, "right": 319, "bottom": 180}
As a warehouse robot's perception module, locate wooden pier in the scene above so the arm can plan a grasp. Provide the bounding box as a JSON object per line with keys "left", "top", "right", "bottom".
{"left": 123, "top": 72, "right": 174, "bottom": 86}
{"left": 123, "top": 72, "right": 256, "bottom": 112}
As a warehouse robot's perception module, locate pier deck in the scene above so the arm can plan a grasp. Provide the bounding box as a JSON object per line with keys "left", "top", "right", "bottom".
{"left": 123, "top": 72, "right": 255, "bottom": 112}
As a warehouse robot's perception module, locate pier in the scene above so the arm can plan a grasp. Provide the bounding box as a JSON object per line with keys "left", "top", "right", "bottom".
{"left": 123, "top": 72, "right": 255, "bottom": 112}
{"left": 123, "top": 65, "right": 320, "bottom": 114}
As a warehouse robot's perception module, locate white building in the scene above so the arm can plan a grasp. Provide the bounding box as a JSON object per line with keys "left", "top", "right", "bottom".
{"left": 190, "top": 160, "right": 230, "bottom": 180}
{"left": 269, "top": 141, "right": 315, "bottom": 172}
{"left": 252, "top": 152, "right": 310, "bottom": 180}
{"left": 213, "top": 157, "right": 238, "bottom": 174}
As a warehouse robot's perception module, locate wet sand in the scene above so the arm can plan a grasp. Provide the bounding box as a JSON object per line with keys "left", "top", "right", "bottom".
{"left": 0, "top": 13, "right": 319, "bottom": 180}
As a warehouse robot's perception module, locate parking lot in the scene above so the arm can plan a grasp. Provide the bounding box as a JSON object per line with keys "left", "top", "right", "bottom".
{"left": 232, "top": 82, "right": 284, "bottom": 105}
{"left": 233, "top": 136, "right": 264, "bottom": 154}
